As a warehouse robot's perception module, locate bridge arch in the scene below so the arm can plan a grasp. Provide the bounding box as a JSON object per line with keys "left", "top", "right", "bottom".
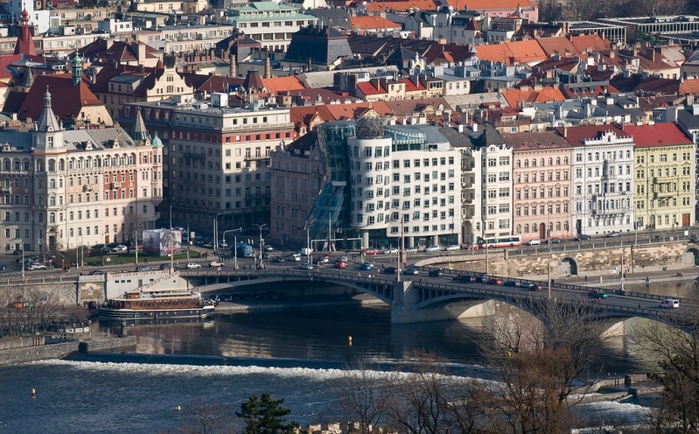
{"left": 559, "top": 257, "right": 579, "bottom": 276}
{"left": 685, "top": 247, "right": 699, "bottom": 266}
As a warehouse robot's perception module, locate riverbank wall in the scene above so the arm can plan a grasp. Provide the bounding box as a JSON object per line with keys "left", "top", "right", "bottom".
{"left": 0, "top": 335, "right": 137, "bottom": 366}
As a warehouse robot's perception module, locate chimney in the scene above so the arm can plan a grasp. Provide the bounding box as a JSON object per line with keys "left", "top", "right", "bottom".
{"left": 307, "top": 57, "right": 312, "bottom": 71}
{"left": 138, "top": 42, "right": 146, "bottom": 65}
{"left": 264, "top": 56, "right": 271, "bottom": 79}
{"left": 229, "top": 54, "right": 236, "bottom": 77}
{"left": 563, "top": 126, "right": 568, "bottom": 138}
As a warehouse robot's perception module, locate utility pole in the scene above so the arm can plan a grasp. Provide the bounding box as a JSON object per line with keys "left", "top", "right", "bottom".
{"left": 134, "top": 230, "right": 139, "bottom": 264}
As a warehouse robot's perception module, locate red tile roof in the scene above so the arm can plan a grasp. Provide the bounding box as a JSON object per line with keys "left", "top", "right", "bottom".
{"left": 262, "top": 76, "right": 305, "bottom": 93}
{"left": 622, "top": 123, "right": 691, "bottom": 147}
{"left": 351, "top": 16, "right": 401, "bottom": 30}
{"left": 501, "top": 86, "right": 566, "bottom": 107}
{"left": 364, "top": 0, "right": 438, "bottom": 11}
{"left": 559, "top": 124, "right": 629, "bottom": 147}
{"left": 569, "top": 34, "right": 611, "bottom": 54}
{"left": 357, "top": 81, "right": 387, "bottom": 96}
{"left": 15, "top": 73, "right": 103, "bottom": 122}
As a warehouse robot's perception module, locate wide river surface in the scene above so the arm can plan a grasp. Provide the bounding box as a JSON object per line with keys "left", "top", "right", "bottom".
{"left": 0, "top": 301, "right": 658, "bottom": 433}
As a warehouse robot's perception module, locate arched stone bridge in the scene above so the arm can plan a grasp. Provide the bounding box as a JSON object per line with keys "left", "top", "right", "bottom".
{"left": 179, "top": 268, "right": 684, "bottom": 326}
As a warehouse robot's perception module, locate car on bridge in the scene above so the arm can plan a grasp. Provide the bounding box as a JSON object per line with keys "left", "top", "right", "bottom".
{"left": 588, "top": 290, "right": 608, "bottom": 299}
{"left": 424, "top": 245, "right": 440, "bottom": 252}
{"left": 404, "top": 268, "right": 420, "bottom": 275}
{"left": 504, "top": 280, "right": 519, "bottom": 287}
{"left": 521, "top": 283, "right": 543, "bottom": 291}
{"left": 527, "top": 239, "right": 542, "bottom": 246}
{"left": 363, "top": 248, "right": 380, "bottom": 255}
{"left": 209, "top": 260, "right": 224, "bottom": 268}
{"left": 607, "top": 231, "right": 621, "bottom": 238}
{"left": 334, "top": 261, "right": 348, "bottom": 269}
{"left": 660, "top": 298, "right": 680, "bottom": 308}
{"left": 454, "top": 274, "right": 477, "bottom": 283}
{"left": 547, "top": 238, "right": 561, "bottom": 244}
{"left": 299, "top": 263, "right": 313, "bottom": 270}
{"left": 383, "top": 248, "right": 398, "bottom": 254}
{"left": 574, "top": 234, "right": 591, "bottom": 241}
{"left": 487, "top": 278, "right": 503, "bottom": 285}
{"left": 445, "top": 245, "right": 461, "bottom": 251}
{"left": 359, "top": 263, "right": 373, "bottom": 271}
{"left": 186, "top": 262, "right": 201, "bottom": 269}
{"left": 383, "top": 267, "right": 397, "bottom": 274}
{"left": 428, "top": 268, "right": 444, "bottom": 277}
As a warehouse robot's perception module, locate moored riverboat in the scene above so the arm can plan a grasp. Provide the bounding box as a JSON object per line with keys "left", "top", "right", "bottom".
{"left": 99, "top": 288, "right": 215, "bottom": 321}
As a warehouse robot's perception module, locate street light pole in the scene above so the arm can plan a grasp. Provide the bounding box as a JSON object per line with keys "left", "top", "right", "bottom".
{"left": 169, "top": 204, "right": 173, "bottom": 230}
{"left": 213, "top": 213, "right": 223, "bottom": 254}
{"left": 254, "top": 223, "right": 267, "bottom": 265}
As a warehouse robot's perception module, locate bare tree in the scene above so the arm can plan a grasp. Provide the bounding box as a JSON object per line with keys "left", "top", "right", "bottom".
{"left": 630, "top": 297, "right": 699, "bottom": 433}
{"left": 631, "top": 0, "right": 688, "bottom": 17}
{"left": 480, "top": 299, "right": 604, "bottom": 434}
{"left": 336, "top": 361, "right": 390, "bottom": 433}
{"left": 174, "top": 398, "right": 238, "bottom": 434}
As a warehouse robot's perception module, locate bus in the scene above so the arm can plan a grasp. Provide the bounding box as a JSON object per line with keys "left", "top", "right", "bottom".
{"left": 476, "top": 235, "right": 522, "bottom": 249}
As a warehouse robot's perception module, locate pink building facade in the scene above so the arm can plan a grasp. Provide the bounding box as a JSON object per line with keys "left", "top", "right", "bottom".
{"left": 504, "top": 131, "right": 573, "bottom": 242}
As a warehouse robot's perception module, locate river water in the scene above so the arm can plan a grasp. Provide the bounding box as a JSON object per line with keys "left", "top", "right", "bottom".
{"left": 0, "top": 302, "right": 657, "bottom": 433}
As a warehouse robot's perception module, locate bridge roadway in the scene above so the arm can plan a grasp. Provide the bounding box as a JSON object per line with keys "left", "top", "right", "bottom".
{"left": 179, "top": 266, "right": 683, "bottom": 325}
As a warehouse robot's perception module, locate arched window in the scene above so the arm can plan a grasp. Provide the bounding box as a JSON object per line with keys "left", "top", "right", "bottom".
{"left": 58, "top": 159, "right": 65, "bottom": 171}
{"left": 516, "top": 225, "right": 521, "bottom": 234}
{"left": 556, "top": 157, "right": 561, "bottom": 165}
{"left": 548, "top": 158, "right": 553, "bottom": 165}
{"left": 14, "top": 160, "right": 20, "bottom": 171}
{"left": 48, "top": 160, "right": 56, "bottom": 172}
{"left": 524, "top": 224, "right": 529, "bottom": 233}
{"left": 3, "top": 160, "right": 9, "bottom": 171}
{"left": 49, "top": 179, "right": 55, "bottom": 189}
{"left": 540, "top": 158, "right": 545, "bottom": 166}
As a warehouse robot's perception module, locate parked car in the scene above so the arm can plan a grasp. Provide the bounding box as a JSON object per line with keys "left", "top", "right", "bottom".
{"left": 209, "top": 260, "right": 224, "bottom": 268}
{"left": 660, "top": 298, "right": 680, "bottom": 309}
{"left": 363, "top": 248, "right": 379, "bottom": 255}
{"left": 575, "top": 234, "right": 591, "bottom": 241}
{"left": 527, "top": 239, "right": 542, "bottom": 246}
{"left": 588, "top": 290, "right": 608, "bottom": 299}
{"left": 135, "top": 265, "right": 152, "bottom": 272}
{"left": 487, "top": 278, "right": 503, "bottom": 285}
{"left": 445, "top": 245, "right": 461, "bottom": 251}
{"left": 428, "top": 268, "right": 444, "bottom": 277}
{"left": 404, "top": 268, "right": 420, "bottom": 275}
{"left": 607, "top": 231, "right": 621, "bottom": 238}
{"left": 186, "top": 262, "right": 201, "bottom": 269}
{"left": 424, "top": 245, "right": 440, "bottom": 252}
{"left": 547, "top": 238, "right": 561, "bottom": 244}
{"left": 383, "top": 248, "right": 398, "bottom": 254}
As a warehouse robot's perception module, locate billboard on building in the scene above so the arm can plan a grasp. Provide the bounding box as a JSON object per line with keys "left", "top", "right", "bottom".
{"left": 142, "top": 229, "right": 182, "bottom": 256}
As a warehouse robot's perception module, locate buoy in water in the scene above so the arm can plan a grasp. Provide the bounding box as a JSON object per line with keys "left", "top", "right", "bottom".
{"left": 348, "top": 336, "right": 353, "bottom": 346}
{"left": 176, "top": 406, "right": 181, "bottom": 412}
{"left": 31, "top": 388, "right": 36, "bottom": 398}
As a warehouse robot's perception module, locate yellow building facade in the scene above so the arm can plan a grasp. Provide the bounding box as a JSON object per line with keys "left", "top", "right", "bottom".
{"left": 627, "top": 124, "right": 695, "bottom": 231}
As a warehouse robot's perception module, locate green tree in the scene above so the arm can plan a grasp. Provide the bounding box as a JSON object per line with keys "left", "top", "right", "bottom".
{"left": 236, "top": 393, "right": 300, "bottom": 434}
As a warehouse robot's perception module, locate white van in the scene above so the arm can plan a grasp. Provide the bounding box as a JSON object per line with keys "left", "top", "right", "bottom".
{"left": 660, "top": 298, "right": 680, "bottom": 309}
{"left": 527, "top": 239, "right": 542, "bottom": 246}
{"left": 300, "top": 248, "right": 313, "bottom": 256}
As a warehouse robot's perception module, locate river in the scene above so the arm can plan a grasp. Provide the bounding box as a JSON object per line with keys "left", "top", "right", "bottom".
{"left": 0, "top": 302, "right": 657, "bottom": 433}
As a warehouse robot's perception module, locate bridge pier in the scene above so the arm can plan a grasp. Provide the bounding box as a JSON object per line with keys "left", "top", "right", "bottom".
{"left": 391, "top": 280, "right": 418, "bottom": 324}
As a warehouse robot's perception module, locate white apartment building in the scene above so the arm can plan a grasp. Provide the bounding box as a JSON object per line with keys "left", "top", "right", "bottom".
{"left": 468, "top": 125, "right": 513, "bottom": 243}
{"left": 565, "top": 125, "right": 635, "bottom": 236}
{"left": 0, "top": 90, "right": 162, "bottom": 253}
{"left": 348, "top": 118, "right": 462, "bottom": 249}
{"left": 226, "top": 1, "right": 317, "bottom": 52}
{"left": 165, "top": 95, "right": 295, "bottom": 234}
